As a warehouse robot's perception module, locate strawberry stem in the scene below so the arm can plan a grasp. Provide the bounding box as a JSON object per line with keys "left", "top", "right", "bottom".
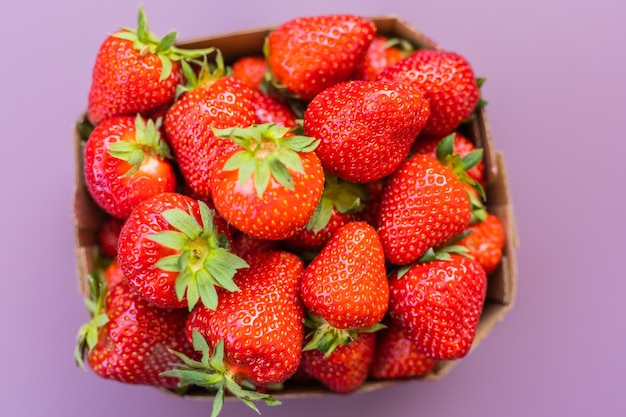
{"left": 303, "top": 311, "right": 385, "bottom": 357}
{"left": 163, "top": 331, "right": 280, "bottom": 417}
{"left": 112, "top": 7, "right": 215, "bottom": 82}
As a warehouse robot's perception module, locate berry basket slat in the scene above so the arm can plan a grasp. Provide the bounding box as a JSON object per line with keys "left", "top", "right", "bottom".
{"left": 72, "top": 14, "right": 518, "bottom": 397}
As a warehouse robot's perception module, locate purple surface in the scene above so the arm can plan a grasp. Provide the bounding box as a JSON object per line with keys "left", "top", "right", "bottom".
{"left": 1, "top": 0, "right": 624, "bottom": 416}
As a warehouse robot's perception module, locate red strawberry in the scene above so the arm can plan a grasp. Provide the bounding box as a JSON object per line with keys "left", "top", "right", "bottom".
{"left": 83, "top": 115, "right": 176, "bottom": 219}
{"left": 388, "top": 254, "right": 487, "bottom": 360}
{"left": 456, "top": 213, "right": 505, "bottom": 274}
{"left": 165, "top": 251, "right": 304, "bottom": 415}
{"left": 352, "top": 35, "right": 411, "bottom": 81}
{"left": 75, "top": 269, "right": 195, "bottom": 388}
{"left": 265, "top": 15, "right": 376, "bottom": 100}
{"left": 378, "top": 49, "right": 480, "bottom": 136}
{"left": 117, "top": 192, "right": 248, "bottom": 310}
{"left": 412, "top": 131, "right": 486, "bottom": 186}
{"left": 101, "top": 259, "right": 126, "bottom": 289}
{"left": 250, "top": 89, "right": 298, "bottom": 128}
{"left": 231, "top": 55, "right": 267, "bottom": 90}
{"left": 211, "top": 123, "right": 324, "bottom": 240}
{"left": 231, "top": 232, "right": 281, "bottom": 262}
{"left": 377, "top": 152, "right": 472, "bottom": 265}
{"left": 301, "top": 332, "right": 376, "bottom": 393}
{"left": 300, "top": 221, "right": 388, "bottom": 354}
{"left": 369, "top": 324, "right": 437, "bottom": 379}
{"left": 164, "top": 75, "right": 257, "bottom": 200}
{"left": 97, "top": 217, "right": 125, "bottom": 258}
{"left": 304, "top": 80, "right": 430, "bottom": 183}
{"left": 284, "top": 174, "right": 365, "bottom": 251}
{"left": 87, "top": 8, "right": 212, "bottom": 125}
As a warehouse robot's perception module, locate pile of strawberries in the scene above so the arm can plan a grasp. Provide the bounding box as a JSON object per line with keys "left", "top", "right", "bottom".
{"left": 74, "top": 9, "right": 506, "bottom": 416}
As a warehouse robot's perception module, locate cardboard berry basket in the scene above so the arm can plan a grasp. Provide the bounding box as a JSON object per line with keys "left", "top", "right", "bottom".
{"left": 73, "top": 15, "right": 518, "bottom": 398}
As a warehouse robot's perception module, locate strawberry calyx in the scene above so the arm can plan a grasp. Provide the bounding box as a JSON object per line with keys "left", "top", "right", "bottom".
{"left": 163, "top": 331, "right": 280, "bottom": 417}
{"left": 305, "top": 174, "right": 366, "bottom": 233}
{"left": 107, "top": 115, "right": 171, "bottom": 177}
{"left": 213, "top": 123, "right": 319, "bottom": 198}
{"left": 147, "top": 200, "right": 249, "bottom": 311}
{"left": 396, "top": 237, "right": 473, "bottom": 278}
{"left": 176, "top": 50, "right": 227, "bottom": 98}
{"left": 384, "top": 37, "right": 414, "bottom": 57}
{"left": 74, "top": 271, "right": 109, "bottom": 369}
{"left": 113, "top": 7, "right": 215, "bottom": 82}
{"left": 303, "top": 311, "right": 385, "bottom": 358}
{"left": 435, "top": 133, "right": 487, "bottom": 207}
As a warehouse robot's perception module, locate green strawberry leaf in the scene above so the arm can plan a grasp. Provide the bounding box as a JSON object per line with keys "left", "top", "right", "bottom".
{"left": 461, "top": 149, "right": 484, "bottom": 171}
{"left": 163, "top": 335, "right": 278, "bottom": 417}
{"left": 214, "top": 123, "right": 319, "bottom": 198}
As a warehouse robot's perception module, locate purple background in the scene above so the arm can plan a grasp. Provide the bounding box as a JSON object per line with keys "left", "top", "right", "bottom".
{"left": 1, "top": 0, "right": 623, "bottom": 416}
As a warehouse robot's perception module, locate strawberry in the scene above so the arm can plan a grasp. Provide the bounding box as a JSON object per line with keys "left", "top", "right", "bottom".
{"left": 101, "top": 259, "right": 126, "bottom": 289}
{"left": 165, "top": 251, "right": 304, "bottom": 416}
{"left": 210, "top": 123, "right": 324, "bottom": 240}
{"left": 412, "top": 131, "right": 486, "bottom": 186}
{"left": 87, "top": 8, "right": 213, "bottom": 125}
{"left": 377, "top": 141, "right": 474, "bottom": 264}
{"left": 369, "top": 324, "right": 437, "bottom": 379}
{"left": 231, "top": 55, "right": 267, "bottom": 90}
{"left": 352, "top": 35, "right": 411, "bottom": 81}
{"left": 231, "top": 232, "right": 281, "bottom": 262}
{"left": 75, "top": 267, "right": 195, "bottom": 388}
{"left": 377, "top": 49, "right": 480, "bottom": 136}
{"left": 300, "top": 332, "right": 376, "bottom": 393}
{"left": 97, "top": 217, "right": 125, "bottom": 258}
{"left": 117, "top": 192, "right": 248, "bottom": 310}
{"left": 83, "top": 115, "right": 176, "bottom": 219}
{"left": 265, "top": 14, "right": 376, "bottom": 101}
{"left": 250, "top": 89, "right": 298, "bottom": 128}
{"left": 284, "top": 174, "right": 365, "bottom": 251}
{"left": 164, "top": 74, "right": 257, "bottom": 200}
{"left": 456, "top": 213, "right": 505, "bottom": 274}
{"left": 303, "top": 80, "right": 430, "bottom": 183}
{"left": 388, "top": 254, "right": 487, "bottom": 360}
{"left": 300, "top": 221, "right": 388, "bottom": 354}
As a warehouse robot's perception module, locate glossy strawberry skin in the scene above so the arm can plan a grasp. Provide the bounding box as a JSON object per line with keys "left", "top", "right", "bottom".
{"left": 378, "top": 49, "right": 479, "bottom": 136}
{"left": 301, "top": 332, "right": 376, "bottom": 393}
{"left": 369, "top": 324, "right": 437, "bottom": 379}
{"left": 87, "top": 33, "right": 181, "bottom": 125}
{"left": 87, "top": 280, "right": 195, "bottom": 388}
{"left": 388, "top": 255, "right": 487, "bottom": 360}
{"left": 83, "top": 116, "right": 176, "bottom": 219}
{"left": 266, "top": 15, "right": 376, "bottom": 100}
{"left": 102, "top": 259, "right": 126, "bottom": 289}
{"left": 352, "top": 35, "right": 405, "bottom": 81}
{"left": 377, "top": 153, "right": 471, "bottom": 265}
{"left": 412, "top": 132, "right": 486, "bottom": 186}
{"left": 251, "top": 90, "right": 297, "bottom": 128}
{"left": 304, "top": 80, "right": 429, "bottom": 183}
{"left": 211, "top": 149, "right": 324, "bottom": 240}
{"left": 164, "top": 76, "right": 257, "bottom": 200}
{"left": 300, "top": 221, "right": 389, "bottom": 330}
{"left": 186, "top": 251, "right": 305, "bottom": 386}
{"left": 117, "top": 193, "right": 202, "bottom": 308}
{"left": 231, "top": 55, "right": 267, "bottom": 90}
{"left": 457, "top": 213, "right": 505, "bottom": 274}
